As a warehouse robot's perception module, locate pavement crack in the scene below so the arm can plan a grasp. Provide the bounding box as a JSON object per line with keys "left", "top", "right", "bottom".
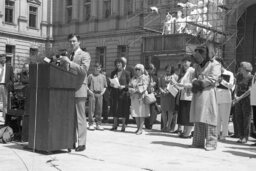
{"left": 46, "top": 157, "right": 62, "bottom": 171}
{"left": 141, "top": 168, "right": 154, "bottom": 171}
{"left": 68, "top": 153, "right": 105, "bottom": 162}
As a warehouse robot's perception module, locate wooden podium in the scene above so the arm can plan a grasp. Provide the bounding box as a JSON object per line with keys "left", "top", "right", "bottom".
{"left": 28, "top": 63, "right": 77, "bottom": 152}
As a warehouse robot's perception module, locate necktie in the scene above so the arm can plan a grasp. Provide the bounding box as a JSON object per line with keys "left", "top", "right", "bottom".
{"left": 70, "top": 52, "right": 74, "bottom": 61}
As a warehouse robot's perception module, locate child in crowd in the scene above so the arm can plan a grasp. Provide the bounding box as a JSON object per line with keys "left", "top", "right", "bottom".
{"left": 88, "top": 62, "right": 107, "bottom": 131}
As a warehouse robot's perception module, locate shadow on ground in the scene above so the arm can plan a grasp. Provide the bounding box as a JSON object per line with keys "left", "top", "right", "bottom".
{"left": 146, "top": 131, "right": 182, "bottom": 138}
{"left": 223, "top": 150, "right": 256, "bottom": 158}
{"left": 151, "top": 141, "right": 190, "bottom": 148}
{"left": 4, "top": 142, "right": 70, "bottom": 155}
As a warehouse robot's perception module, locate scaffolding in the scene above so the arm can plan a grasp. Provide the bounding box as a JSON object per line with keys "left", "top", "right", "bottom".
{"left": 127, "top": 0, "right": 245, "bottom": 72}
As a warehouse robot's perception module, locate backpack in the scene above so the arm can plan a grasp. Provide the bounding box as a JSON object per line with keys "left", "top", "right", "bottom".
{"left": 0, "top": 126, "right": 14, "bottom": 143}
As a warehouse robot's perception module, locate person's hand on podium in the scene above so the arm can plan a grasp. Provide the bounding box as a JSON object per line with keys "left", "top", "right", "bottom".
{"left": 60, "top": 56, "right": 71, "bottom": 64}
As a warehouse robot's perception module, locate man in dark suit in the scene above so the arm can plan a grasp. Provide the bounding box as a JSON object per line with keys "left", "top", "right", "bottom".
{"left": 0, "top": 54, "right": 14, "bottom": 124}
{"left": 120, "top": 57, "right": 134, "bottom": 125}
{"left": 60, "top": 34, "right": 91, "bottom": 152}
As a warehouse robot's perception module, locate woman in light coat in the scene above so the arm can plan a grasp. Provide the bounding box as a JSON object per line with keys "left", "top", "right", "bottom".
{"left": 190, "top": 45, "right": 221, "bottom": 151}
{"left": 129, "top": 64, "right": 150, "bottom": 135}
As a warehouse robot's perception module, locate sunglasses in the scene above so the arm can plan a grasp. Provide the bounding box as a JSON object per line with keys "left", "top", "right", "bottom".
{"left": 135, "top": 68, "right": 141, "bottom": 71}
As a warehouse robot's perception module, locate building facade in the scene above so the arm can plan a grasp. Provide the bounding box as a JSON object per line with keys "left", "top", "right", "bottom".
{"left": 1, "top": 0, "right": 256, "bottom": 74}
{"left": 225, "top": 0, "right": 256, "bottom": 72}
{"left": 0, "top": 0, "right": 53, "bottom": 73}
{"left": 52, "top": 0, "right": 177, "bottom": 74}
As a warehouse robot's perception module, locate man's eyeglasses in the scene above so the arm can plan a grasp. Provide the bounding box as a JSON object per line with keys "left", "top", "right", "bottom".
{"left": 135, "top": 68, "right": 141, "bottom": 71}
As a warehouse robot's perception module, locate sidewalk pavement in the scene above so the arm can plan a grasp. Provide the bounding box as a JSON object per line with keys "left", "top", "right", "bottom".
{"left": 0, "top": 123, "right": 256, "bottom": 171}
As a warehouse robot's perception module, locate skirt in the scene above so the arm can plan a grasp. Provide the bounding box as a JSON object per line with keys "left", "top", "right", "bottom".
{"left": 177, "top": 100, "right": 193, "bottom": 126}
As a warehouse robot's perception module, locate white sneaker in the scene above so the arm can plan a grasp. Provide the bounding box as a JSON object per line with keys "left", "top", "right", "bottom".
{"left": 96, "top": 125, "right": 104, "bottom": 131}
{"left": 88, "top": 125, "right": 95, "bottom": 130}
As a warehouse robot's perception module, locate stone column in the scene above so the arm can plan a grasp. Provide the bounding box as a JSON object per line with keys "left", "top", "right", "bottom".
{"left": 112, "top": 0, "right": 119, "bottom": 16}
{"left": 72, "top": 0, "right": 79, "bottom": 22}
{"left": 91, "top": 0, "right": 97, "bottom": 19}
{"left": 18, "top": 0, "right": 28, "bottom": 32}
{"left": 0, "top": 0, "right": 5, "bottom": 18}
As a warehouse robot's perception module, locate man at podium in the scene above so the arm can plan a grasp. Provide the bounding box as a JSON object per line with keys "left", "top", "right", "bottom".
{"left": 60, "top": 33, "right": 91, "bottom": 152}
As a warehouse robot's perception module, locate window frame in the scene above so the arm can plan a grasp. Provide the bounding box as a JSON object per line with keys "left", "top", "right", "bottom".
{"left": 28, "top": 5, "right": 38, "bottom": 28}
{"left": 125, "top": 0, "right": 133, "bottom": 16}
{"left": 30, "top": 48, "right": 39, "bottom": 57}
{"left": 5, "top": 0, "right": 15, "bottom": 24}
{"left": 66, "top": 0, "right": 72, "bottom": 23}
{"left": 84, "top": 0, "right": 91, "bottom": 21}
{"left": 117, "top": 45, "right": 128, "bottom": 59}
{"left": 96, "top": 47, "right": 106, "bottom": 69}
{"left": 5, "top": 45, "right": 15, "bottom": 66}
{"left": 103, "top": 0, "right": 111, "bottom": 18}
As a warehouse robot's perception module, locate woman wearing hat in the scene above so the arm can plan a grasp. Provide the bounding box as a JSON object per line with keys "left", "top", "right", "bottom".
{"left": 233, "top": 61, "right": 253, "bottom": 144}
{"left": 190, "top": 45, "right": 221, "bottom": 151}
{"left": 129, "top": 64, "right": 150, "bottom": 135}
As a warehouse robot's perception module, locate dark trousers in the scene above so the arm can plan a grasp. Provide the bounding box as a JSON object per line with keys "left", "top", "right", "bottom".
{"left": 102, "top": 94, "right": 110, "bottom": 120}
{"left": 234, "top": 97, "right": 252, "bottom": 140}
{"left": 145, "top": 103, "right": 158, "bottom": 128}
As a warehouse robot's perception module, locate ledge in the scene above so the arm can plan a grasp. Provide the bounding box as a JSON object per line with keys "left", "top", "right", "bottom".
{"left": 40, "top": 21, "right": 48, "bottom": 26}
{"left": 2, "top": 21, "right": 17, "bottom": 26}
{"left": 18, "top": 16, "right": 28, "bottom": 22}
{"left": 27, "top": 26, "right": 39, "bottom": 31}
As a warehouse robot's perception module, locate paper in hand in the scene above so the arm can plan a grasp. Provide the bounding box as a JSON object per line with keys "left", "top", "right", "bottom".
{"left": 109, "top": 77, "right": 120, "bottom": 88}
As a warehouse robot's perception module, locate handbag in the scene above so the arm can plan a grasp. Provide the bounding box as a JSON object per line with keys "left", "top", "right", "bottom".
{"left": 250, "top": 75, "right": 256, "bottom": 106}
{"left": 144, "top": 92, "right": 157, "bottom": 104}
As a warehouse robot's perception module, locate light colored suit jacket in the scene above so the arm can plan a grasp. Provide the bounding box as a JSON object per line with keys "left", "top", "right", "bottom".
{"left": 69, "top": 48, "right": 91, "bottom": 98}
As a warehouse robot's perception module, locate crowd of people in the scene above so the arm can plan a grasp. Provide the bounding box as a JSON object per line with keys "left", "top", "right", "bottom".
{"left": 2, "top": 33, "right": 256, "bottom": 153}
{"left": 86, "top": 45, "right": 256, "bottom": 151}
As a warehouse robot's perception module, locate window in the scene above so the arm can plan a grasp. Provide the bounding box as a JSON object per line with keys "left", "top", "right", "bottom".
{"left": 29, "top": 6, "right": 38, "bottom": 28}
{"left": 117, "top": 45, "right": 128, "bottom": 58}
{"left": 148, "top": 0, "right": 158, "bottom": 6}
{"left": 5, "top": 45, "right": 15, "bottom": 65}
{"left": 84, "top": 0, "right": 91, "bottom": 21}
{"left": 103, "top": 0, "right": 111, "bottom": 18}
{"left": 5, "top": 0, "right": 15, "bottom": 23}
{"left": 66, "top": 0, "right": 72, "bottom": 23}
{"left": 96, "top": 47, "right": 106, "bottom": 68}
{"left": 30, "top": 48, "right": 38, "bottom": 57}
{"left": 125, "top": 0, "right": 133, "bottom": 16}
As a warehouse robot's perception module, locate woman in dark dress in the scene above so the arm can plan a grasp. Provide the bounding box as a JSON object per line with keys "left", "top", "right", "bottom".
{"left": 110, "top": 59, "right": 131, "bottom": 132}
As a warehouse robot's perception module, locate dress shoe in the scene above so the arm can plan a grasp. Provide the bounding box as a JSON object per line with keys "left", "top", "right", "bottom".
{"left": 230, "top": 134, "right": 238, "bottom": 138}
{"left": 110, "top": 126, "right": 117, "bottom": 131}
{"left": 205, "top": 146, "right": 216, "bottom": 151}
{"left": 121, "top": 125, "right": 126, "bottom": 132}
{"left": 96, "top": 125, "right": 104, "bottom": 131}
{"left": 241, "top": 138, "right": 247, "bottom": 144}
{"left": 172, "top": 129, "right": 182, "bottom": 134}
{"left": 88, "top": 125, "right": 95, "bottom": 131}
{"left": 75, "top": 145, "right": 86, "bottom": 152}
{"left": 136, "top": 130, "right": 143, "bottom": 135}
{"left": 179, "top": 134, "right": 192, "bottom": 139}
